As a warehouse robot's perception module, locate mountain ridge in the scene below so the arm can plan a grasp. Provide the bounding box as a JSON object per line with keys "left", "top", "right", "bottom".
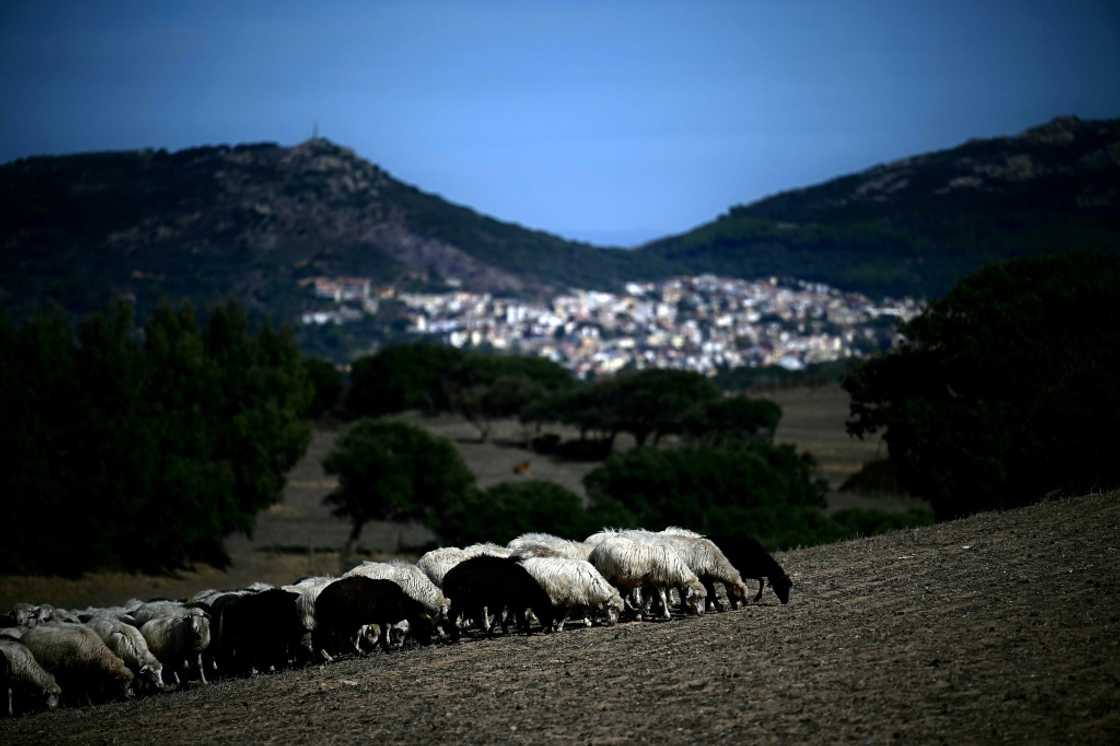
{"left": 2, "top": 116, "right": 1117, "bottom": 323}
{"left": 641, "top": 115, "right": 1120, "bottom": 296}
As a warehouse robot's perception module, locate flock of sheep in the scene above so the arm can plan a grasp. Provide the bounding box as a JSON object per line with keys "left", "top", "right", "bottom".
{"left": 1, "top": 527, "right": 792, "bottom": 717}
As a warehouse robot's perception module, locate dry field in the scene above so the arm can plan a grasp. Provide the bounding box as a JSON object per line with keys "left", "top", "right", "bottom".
{"left": 3, "top": 489, "right": 1117, "bottom": 743}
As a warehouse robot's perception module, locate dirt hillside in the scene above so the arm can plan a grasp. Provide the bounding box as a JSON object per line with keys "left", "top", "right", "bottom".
{"left": 4, "top": 489, "right": 1117, "bottom": 744}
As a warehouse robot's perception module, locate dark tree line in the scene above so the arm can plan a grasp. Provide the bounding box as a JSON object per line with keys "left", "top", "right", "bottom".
{"left": 845, "top": 252, "right": 1120, "bottom": 519}
{"left": 1, "top": 301, "right": 313, "bottom": 575}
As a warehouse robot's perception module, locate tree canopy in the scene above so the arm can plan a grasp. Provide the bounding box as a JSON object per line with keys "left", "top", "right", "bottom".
{"left": 322, "top": 419, "right": 475, "bottom": 562}
{"left": 0, "top": 300, "right": 312, "bottom": 574}
{"left": 845, "top": 252, "right": 1120, "bottom": 519}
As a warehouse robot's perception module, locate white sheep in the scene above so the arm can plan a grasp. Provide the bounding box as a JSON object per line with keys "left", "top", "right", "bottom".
{"left": 656, "top": 529, "right": 749, "bottom": 611}
{"left": 518, "top": 557, "right": 624, "bottom": 630}
{"left": 128, "top": 600, "right": 195, "bottom": 626}
{"left": 0, "top": 638, "right": 61, "bottom": 715}
{"left": 344, "top": 561, "right": 449, "bottom": 620}
{"left": 281, "top": 576, "right": 336, "bottom": 656}
{"left": 589, "top": 528, "right": 747, "bottom": 611}
{"left": 508, "top": 533, "right": 595, "bottom": 561}
{"left": 418, "top": 543, "right": 511, "bottom": 587}
{"left": 417, "top": 547, "right": 469, "bottom": 587}
{"left": 19, "top": 623, "right": 134, "bottom": 705}
{"left": 11, "top": 603, "right": 78, "bottom": 627}
{"left": 85, "top": 616, "right": 165, "bottom": 694}
{"left": 588, "top": 536, "right": 707, "bottom": 620}
{"left": 140, "top": 609, "right": 211, "bottom": 687}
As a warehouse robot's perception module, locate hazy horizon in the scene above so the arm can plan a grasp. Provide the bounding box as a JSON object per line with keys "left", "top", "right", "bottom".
{"left": 3, "top": 1, "right": 1119, "bottom": 246}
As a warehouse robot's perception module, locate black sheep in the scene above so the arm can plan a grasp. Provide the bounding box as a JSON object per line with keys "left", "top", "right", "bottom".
{"left": 708, "top": 535, "right": 793, "bottom": 604}
{"left": 314, "top": 577, "right": 435, "bottom": 656}
{"left": 442, "top": 555, "right": 554, "bottom": 638}
{"left": 212, "top": 589, "right": 304, "bottom": 675}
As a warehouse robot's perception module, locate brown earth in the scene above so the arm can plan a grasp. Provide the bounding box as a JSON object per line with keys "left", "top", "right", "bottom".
{"left": 3, "top": 490, "right": 1117, "bottom": 743}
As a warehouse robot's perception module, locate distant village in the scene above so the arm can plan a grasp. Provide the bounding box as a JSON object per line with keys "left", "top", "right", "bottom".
{"left": 299, "top": 274, "right": 922, "bottom": 377}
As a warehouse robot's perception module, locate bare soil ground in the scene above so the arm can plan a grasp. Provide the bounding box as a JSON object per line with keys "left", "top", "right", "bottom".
{"left": 4, "top": 489, "right": 1117, "bottom": 743}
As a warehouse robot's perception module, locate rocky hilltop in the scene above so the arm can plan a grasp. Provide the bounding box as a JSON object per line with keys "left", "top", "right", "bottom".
{"left": 643, "top": 116, "right": 1120, "bottom": 297}
{"left": 0, "top": 138, "right": 653, "bottom": 319}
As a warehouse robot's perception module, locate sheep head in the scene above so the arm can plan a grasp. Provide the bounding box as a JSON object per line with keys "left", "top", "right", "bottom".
{"left": 772, "top": 573, "right": 793, "bottom": 604}
{"left": 684, "top": 580, "right": 708, "bottom": 616}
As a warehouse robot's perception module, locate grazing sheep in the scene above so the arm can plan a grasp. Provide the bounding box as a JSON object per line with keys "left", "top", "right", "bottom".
{"left": 85, "top": 617, "right": 164, "bottom": 694}
{"left": 442, "top": 555, "right": 554, "bottom": 638}
{"left": 129, "top": 600, "right": 195, "bottom": 626}
{"left": 74, "top": 606, "right": 139, "bottom": 627}
{"left": 0, "top": 638, "right": 61, "bottom": 715}
{"left": 11, "top": 603, "right": 78, "bottom": 627}
{"left": 0, "top": 650, "right": 8, "bottom": 716}
{"left": 140, "top": 610, "right": 211, "bottom": 687}
{"left": 314, "top": 577, "right": 436, "bottom": 656}
{"left": 508, "top": 533, "right": 595, "bottom": 561}
{"left": 417, "top": 543, "right": 512, "bottom": 587}
{"left": 654, "top": 530, "right": 749, "bottom": 611}
{"left": 417, "top": 547, "right": 471, "bottom": 587}
{"left": 518, "top": 557, "right": 624, "bottom": 631}
{"left": 281, "top": 576, "right": 336, "bottom": 660}
{"left": 344, "top": 561, "right": 450, "bottom": 621}
{"left": 210, "top": 589, "right": 304, "bottom": 676}
{"left": 706, "top": 534, "right": 793, "bottom": 604}
{"left": 19, "top": 623, "right": 133, "bottom": 705}
{"left": 188, "top": 591, "right": 251, "bottom": 677}
{"left": 588, "top": 536, "right": 707, "bottom": 620}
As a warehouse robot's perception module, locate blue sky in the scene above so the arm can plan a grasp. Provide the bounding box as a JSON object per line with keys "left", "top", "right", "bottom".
{"left": 2, "top": 1, "right": 1118, "bottom": 245}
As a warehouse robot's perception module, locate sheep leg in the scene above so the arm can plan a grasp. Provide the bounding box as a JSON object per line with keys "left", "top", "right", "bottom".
{"left": 556, "top": 610, "right": 569, "bottom": 632}
{"left": 703, "top": 579, "right": 723, "bottom": 612}
{"left": 7, "top": 686, "right": 12, "bottom": 717}
{"left": 481, "top": 606, "right": 492, "bottom": 635}
{"left": 754, "top": 578, "right": 765, "bottom": 602}
{"left": 658, "top": 589, "right": 671, "bottom": 620}
{"left": 196, "top": 654, "right": 208, "bottom": 685}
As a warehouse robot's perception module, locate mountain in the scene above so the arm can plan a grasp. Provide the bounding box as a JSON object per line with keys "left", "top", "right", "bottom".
{"left": 2, "top": 117, "right": 1118, "bottom": 325}
{"left": 0, "top": 138, "right": 663, "bottom": 320}
{"left": 639, "top": 116, "right": 1120, "bottom": 297}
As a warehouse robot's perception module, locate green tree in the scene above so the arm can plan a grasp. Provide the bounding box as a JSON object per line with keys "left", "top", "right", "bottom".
{"left": 437, "top": 480, "right": 590, "bottom": 546}
{"left": 0, "top": 299, "right": 315, "bottom": 575}
{"left": 322, "top": 419, "right": 475, "bottom": 567}
{"left": 583, "top": 443, "right": 829, "bottom": 549}
{"left": 444, "top": 353, "right": 575, "bottom": 441}
{"left": 304, "top": 357, "right": 344, "bottom": 419}
{"left": 683, "top": 395, "right": 782, "bottom": 445}
{"left": 344, "top": 343, "right": 464, "bottom": 417}
{"left": 845, "top": 252, "right": 1120, "bottom": 519}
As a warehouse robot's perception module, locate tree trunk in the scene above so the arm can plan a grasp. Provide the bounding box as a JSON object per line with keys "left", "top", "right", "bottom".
{"left": 339, "top": 521, "right": 364, "bottom": 573}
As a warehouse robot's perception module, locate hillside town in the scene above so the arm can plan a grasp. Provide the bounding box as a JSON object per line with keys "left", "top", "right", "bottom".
{"left": 300, "top": 274, "right": 922, "bottom": 377}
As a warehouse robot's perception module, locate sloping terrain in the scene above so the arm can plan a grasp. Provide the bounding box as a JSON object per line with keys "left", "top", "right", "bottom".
{"left": 3, "top": 489, "right": 1116, "bottom": 743}
{"left": 0, "top": 138, "right": 660, "bottom": 321}
{"left": 643, "top": 116, "right": 1120, "bottom": 297}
